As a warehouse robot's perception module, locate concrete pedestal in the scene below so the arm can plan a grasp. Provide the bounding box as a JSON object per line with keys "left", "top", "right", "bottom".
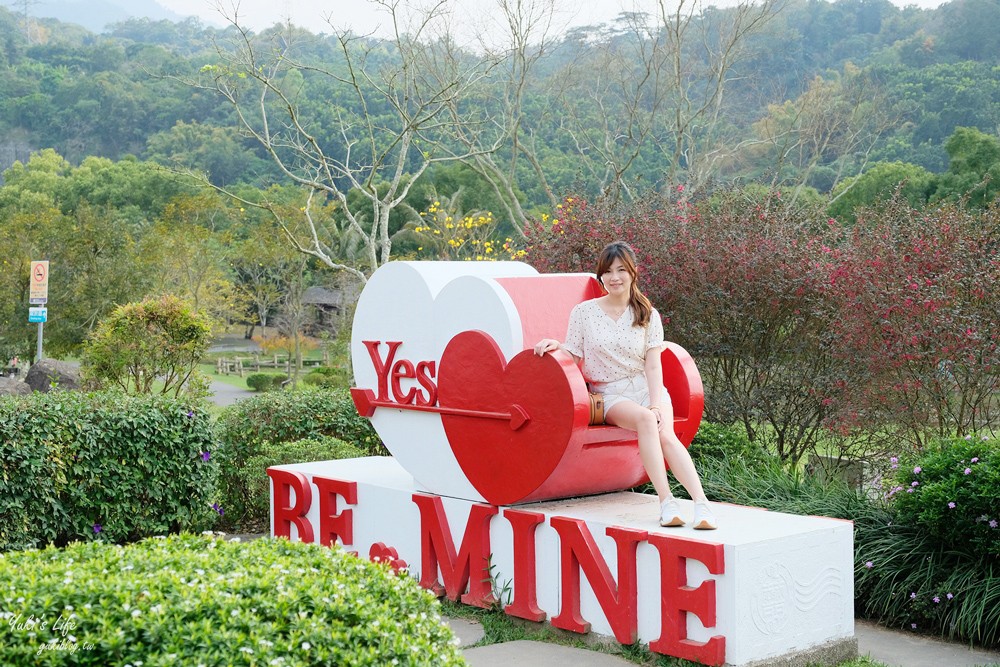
{"left": 269, "top": 457, "right": 855, "bottom": 667}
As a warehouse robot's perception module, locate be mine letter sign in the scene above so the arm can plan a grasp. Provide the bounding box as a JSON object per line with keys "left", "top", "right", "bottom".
{"left": 270, "top": 261, "right": 856, "bottom": 667}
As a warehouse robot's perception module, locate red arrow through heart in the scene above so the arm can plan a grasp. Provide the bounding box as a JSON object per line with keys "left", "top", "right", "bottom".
{"left": 350, "top": 388, "right": 530, "bottom": 431}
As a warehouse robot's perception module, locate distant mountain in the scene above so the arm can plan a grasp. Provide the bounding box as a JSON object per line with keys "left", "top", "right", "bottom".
{"left": 23, "top": 0, "right": 199, "bottom": 33}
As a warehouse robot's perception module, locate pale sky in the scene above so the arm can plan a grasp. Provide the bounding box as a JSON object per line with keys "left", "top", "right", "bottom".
{"left": 157, "top": 0, "right": 637, "bottom": 34}
{"left": 157, "top": 0, "right": 946, "bottom": 36}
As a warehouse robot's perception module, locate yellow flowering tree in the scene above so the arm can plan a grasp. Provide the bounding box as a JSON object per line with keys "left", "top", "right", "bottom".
{"left": 403, "top": 192, "right": 526, "bottom": 261}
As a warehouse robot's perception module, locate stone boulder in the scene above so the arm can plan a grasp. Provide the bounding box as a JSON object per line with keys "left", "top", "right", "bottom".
{"left": 0, "top": 376, "right": 30, "bottom": 396}
{"left": 25, "top": 359, "right": 81, "bottom": 393}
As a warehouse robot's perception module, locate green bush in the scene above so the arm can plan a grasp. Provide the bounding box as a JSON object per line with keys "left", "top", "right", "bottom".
{"left": 0, "top": 392, "right": 217, "bottom": 551}
{"left": 80, "top": 295, "right": 214, "bottom": 398}
{"left": 0, "top": 534, "right": 463, "bottom": 666}
{"left": 302, "top": 365, "right": 346, "bottom": 388}
{"left": 236, "top": 436, "right": 366, "bottom": 530}
{"left": 688, "top": 421, "right": 770, "bottom": 471}
{"left": 215, "top": 389, "right": 382, "bottom": 528}
{"left": 889, "top": 436, "right": 1000, "bottom": 562}
{"left": 246, "top": 372, "right": 285, "bottom": 392}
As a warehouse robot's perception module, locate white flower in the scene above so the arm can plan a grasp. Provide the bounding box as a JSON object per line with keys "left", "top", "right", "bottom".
{"left": 240, "top": 647, "right": 254, "bottom": 654}
{"left": 301, "top": 642, "right": 311, "bottom": 650}
{"left": 131, "top": 609, "right": 141, "bottom": 618}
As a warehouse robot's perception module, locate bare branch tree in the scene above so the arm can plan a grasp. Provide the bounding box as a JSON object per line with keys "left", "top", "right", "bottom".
{"left": 549, "top": 0, "right": 780, "bottom": 201}
{"left": 748, "top": 64, "right": 897, "bottom": 204}
{"left": 174, "top": 0, "right": 501, "bottom": 282}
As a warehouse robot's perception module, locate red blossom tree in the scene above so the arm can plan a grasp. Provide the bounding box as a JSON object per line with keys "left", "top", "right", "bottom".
{"left": 524, "top": 192, "right": 1000, "bottom": 462}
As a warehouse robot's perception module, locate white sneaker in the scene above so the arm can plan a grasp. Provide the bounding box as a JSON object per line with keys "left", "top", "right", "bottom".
{"left": 659, "top": 498, "right": 685, "bottom": 527}
{"left": 693, "top": 501, "right": 718, "bottom": 530}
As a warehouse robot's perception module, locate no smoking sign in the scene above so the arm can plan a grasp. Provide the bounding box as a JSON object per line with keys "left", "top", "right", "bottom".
{"left": 29, "top": 260, "right": 49, "bottom": 304}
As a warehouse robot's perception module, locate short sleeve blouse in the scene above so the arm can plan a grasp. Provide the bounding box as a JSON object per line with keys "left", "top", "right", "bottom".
{"left": 562, "top": 299, "right": 664, "bottom": 383}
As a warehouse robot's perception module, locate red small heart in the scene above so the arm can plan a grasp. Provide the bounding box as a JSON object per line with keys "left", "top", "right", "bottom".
{"left": 439, "top": 330, "right": 580, "bottom": 505}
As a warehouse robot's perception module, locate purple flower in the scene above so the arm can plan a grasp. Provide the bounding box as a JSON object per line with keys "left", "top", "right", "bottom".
{"left": 990, "top": 519, "right": 998, "bottom": 529}
{"left": 971, "top": 457, "right": 979, "bottom": 463}
{"left": 964, "top": 435, "right": 972, "bottom": 440}
{"left": 946, "top": 593, "right": 954, "bottom": 600}
{"left": 865, "top": 561, "right": 874, "bottom": 568}
{"left": 910, "top": 592, "right": 917, "bottom": 600}
{"left": 911, "top": 481, "right": 919, "bottom": 487}
{"left": 201, "top": 451, "right": 211, "bottom": 462}
{"left": 212, "top": 503, "right": 224, "bottom": 516}
{"left": 907, "top": 488, "right": 915, "bottom": 493}
{"left": 933, "top": 596, "right": 940, "bottom": 603}
{"left": 186, "top": 410, "right": 195, "bottom": 418}
{"left": 93, "top": 523, "right": 102, "bottom": 534}
{"left": 964, "top": 468, "right": 972, "bottom": 475}
{"left": 983, "top": 435, "right": 989, "bottom": 441}
{"left": 913, "top": 466, "right": 922, "bottom": 474}
{"left": 890, "top": 456, "right": 898, "bottom": 463}
{"left": 911, "top": 623, "right": 917, "bottom": 629}
{"left": 948, "top": 502, "right": 956, "bottom": 509}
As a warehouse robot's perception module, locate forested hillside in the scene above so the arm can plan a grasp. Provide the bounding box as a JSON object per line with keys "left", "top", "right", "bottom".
{"left": 1, "top": 0, "right": 999, "bottom": 361}
{"left": 1, "top": 0, "right": 999, "bottom": 200}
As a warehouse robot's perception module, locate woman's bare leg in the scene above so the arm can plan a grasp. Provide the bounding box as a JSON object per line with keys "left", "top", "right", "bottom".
{"left": 605, "top": 400, "right": 673, "bottom": 502}
{"left": 656, "top": 397, "right": 708, "bottom": 502}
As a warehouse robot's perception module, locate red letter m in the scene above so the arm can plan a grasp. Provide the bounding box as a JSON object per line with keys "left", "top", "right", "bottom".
{"left": 412, "top": 494, "right": 498, "bottom": 608}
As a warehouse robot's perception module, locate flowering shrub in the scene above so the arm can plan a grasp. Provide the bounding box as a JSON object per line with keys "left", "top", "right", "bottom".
{"left": 0, "top": 392, "right": 217, "bottom": 551}
{"left": 0, "top": 534, "right": 463, "bottom": 665}
{"left": 524, "top": 192, "right": 1000, "bottom": 461}
{"left": 525, "top": 192, "right": 845, "bottom": 463}
{"left": 856, "top": 436, "right": 1000, "bottom": 646}
{"left": 890, "top": 437, "right": 999, "bottom": 562}
{"left": 822, "top": 200, "right": 1000, "bottom": 447}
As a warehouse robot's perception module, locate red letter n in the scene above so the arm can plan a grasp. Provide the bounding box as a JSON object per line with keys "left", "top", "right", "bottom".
{"left": 412, "top": 493, "right": 498, "bottom": 608}
{"left": 648, "top": 533, "right": 726, "bottom": 666}
{"left": 267, "top": 468, "right": 314, "bottom": 544}
{"left": 550, "top": 517, "right": 647, "bottom": 644}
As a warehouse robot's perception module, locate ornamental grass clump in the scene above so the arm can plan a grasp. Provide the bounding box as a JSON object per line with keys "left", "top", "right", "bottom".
{"left": 855, "top": 436, "right": 1000, "bottom": 648}
{"left": 0, "top": 534, "right": 464, "bottom": 666}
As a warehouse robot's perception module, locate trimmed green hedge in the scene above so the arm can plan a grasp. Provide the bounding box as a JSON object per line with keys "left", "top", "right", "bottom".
{"left": 246, "top": 372, "right": 286, "bottom": 392}
{"left": 0, "top": 392, "right": 218, "bottom": 551}
{"left": 215, "top": 389, "right": 381, "bottom": 528}
{"left": 235, "top": 436, "right": 366, "bottom": 529}
{"left": 302, "top": 365, "right": 348, "bottom": 389}
{"left": 0, "top": 534, "right": 464, "bottom": 665}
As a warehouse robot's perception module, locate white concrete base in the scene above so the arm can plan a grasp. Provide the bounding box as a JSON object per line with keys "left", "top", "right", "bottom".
{"left": 269, "top": 457, "right": 854, "bottom": 667}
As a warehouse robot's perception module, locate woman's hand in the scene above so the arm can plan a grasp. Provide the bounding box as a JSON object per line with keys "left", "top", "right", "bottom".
{"left": 651, "top": 405, "right": 666, "bottom": 432}
{"left": 533, "top": 339, "right": 561, "bottom": 356}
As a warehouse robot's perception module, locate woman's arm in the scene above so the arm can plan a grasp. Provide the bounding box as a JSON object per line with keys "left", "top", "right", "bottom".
{"left": 644, "top": 347, "right": 666, "bottom": 429}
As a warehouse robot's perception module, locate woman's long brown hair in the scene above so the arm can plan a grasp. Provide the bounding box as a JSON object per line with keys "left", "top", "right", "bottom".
{"left": 595, "top": 241, "right": 653, "bottom": 327}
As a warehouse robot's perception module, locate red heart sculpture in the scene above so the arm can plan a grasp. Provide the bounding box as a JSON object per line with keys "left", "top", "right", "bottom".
{"left": 438, "top": 330, "right": 581, "bottom": 505}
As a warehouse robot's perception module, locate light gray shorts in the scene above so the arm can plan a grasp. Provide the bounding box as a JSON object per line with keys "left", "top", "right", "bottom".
{"left": 589, "top": 376, "right": 651, "bottom": 414}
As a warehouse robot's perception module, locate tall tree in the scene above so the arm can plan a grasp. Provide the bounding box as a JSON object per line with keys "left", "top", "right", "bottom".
{"left": 182, "top": 1, "right": 502, "bottom": 282}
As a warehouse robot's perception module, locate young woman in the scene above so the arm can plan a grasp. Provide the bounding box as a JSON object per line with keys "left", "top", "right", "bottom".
{"left": 533, "top": 242, "right": 717, "bottom": 529}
